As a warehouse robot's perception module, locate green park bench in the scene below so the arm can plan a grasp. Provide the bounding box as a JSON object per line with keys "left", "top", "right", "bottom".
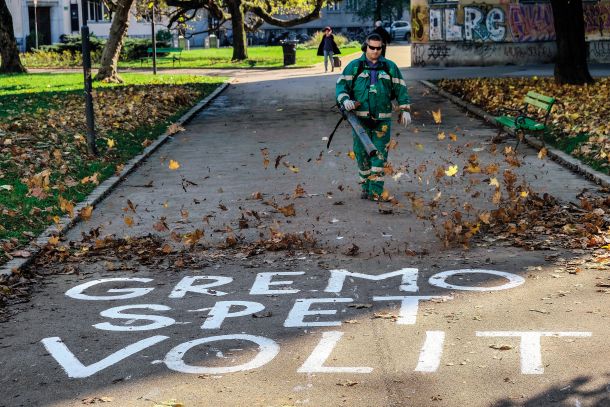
{"left": 142, "top": 47, "right": 183, "bottom": 67}
{"left": 495, "top": 91, "right": 557, "bottom": 143}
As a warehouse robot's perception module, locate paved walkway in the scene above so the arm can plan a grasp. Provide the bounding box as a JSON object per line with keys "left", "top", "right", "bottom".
{"left": 1, "top": 44, "right": 609, "bottom": 407}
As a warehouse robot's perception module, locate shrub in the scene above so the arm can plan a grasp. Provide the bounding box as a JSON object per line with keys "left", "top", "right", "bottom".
{"left": 304, "top": 31, "right": 350, "bottom": 49}
{"left": 121, "top": 38, "right": 171, "bottom": 61}
{"left": 39, "top": 34, "right": 105, "bottom": 54}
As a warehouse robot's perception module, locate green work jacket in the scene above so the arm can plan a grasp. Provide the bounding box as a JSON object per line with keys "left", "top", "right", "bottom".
{"left": 335, "top": 54, "right": 410, "bottom": 121}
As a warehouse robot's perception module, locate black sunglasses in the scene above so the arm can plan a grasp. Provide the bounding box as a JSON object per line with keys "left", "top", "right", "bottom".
{"left": 367, "top": 45, "right": 383, "bottom": 51}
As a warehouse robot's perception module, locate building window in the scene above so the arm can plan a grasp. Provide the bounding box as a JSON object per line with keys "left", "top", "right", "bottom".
{"left": 326, "top": 1, "right": 340, "bottom": 11}
{"left": 88, "top": 0, "right": 111, "bottom": 22}
{"left": 345, "top": 0, "right": 358, "bottom": 10}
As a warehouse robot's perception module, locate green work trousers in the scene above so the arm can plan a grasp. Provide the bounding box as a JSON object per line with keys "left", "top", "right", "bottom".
{"left": 353, "top": 120, "right": 391, "bottom": 198}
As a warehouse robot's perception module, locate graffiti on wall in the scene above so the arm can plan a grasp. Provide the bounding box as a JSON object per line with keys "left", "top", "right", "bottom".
{"left": 412, "top": 5, "right": 430, "bottom": 42}
{"left": 427, "top": 5, "right": 506, "bottom": 42}
{"left": 412, "top": 1, "right": 610, "bottom": 44}
{"left": 507, "top": 3, "right": 555, "bottom": 42}
{"left": 411, "top": 42, "right": 556, "bottom": 66}
{"left": 584, "top": 1, "right": 610, "bottom": 40}
{"left": 590, "top": 41, "right": 610, "bottom": 61}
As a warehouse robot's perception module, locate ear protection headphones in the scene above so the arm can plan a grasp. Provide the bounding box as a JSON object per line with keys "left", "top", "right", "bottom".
{"left": 361, "top": 34, "right": 386, "bottom": 52}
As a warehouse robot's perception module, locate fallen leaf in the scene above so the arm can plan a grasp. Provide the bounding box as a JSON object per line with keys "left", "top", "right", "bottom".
{"left": 80, "top": 205, "right": 93, "bottom": 221}
{"left": 432, "top": 109, "right": 442, "bottom": 124}
{"left": 445, "top": 165, "right": 459, "bottom": 177}
{"left": 168, "top": 160, "right": 180, "bottom": 170}
{"left": 537, "top": 147, "right": 547, "bottom": 159}
{"left": 277, "top": 203, "right": 296, "bottom": 217}
{"left": 167, "top": 123, "right": 185, "bottom": 135}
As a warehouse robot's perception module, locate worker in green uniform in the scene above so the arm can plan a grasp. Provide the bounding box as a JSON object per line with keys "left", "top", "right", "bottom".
{"left": 335, "top": 33, "right": 411, "bottom": 201}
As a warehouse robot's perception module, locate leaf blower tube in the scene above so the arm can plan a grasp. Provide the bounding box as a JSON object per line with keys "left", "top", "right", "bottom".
{"left": 327, "top": 102, "right": 378, "bottom": 158}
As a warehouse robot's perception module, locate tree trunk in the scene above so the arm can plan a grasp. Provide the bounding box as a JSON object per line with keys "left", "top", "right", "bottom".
{"left": 374, "top": 0, "right": 382, "bottom": 22}
{"left": 94, "top": 0, "right": 135, "bottom": 83}
{"left": 227, "top": 0, "right": 248, "bottom": 61}
{"left": 550, "top": 0, "right": 593, "bottom": 85}
{"left": 0, "top": 0, "right": 27, "bottom": 73}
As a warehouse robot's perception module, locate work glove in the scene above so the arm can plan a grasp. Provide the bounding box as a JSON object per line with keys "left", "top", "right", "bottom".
{"left": 343, "top": 99, "right": 356, "bottom": 111}
{"left": 399, "top": 111, "right": 412, "bottom": 127}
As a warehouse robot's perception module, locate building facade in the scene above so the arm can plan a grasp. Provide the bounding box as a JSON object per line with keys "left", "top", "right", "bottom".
{"left": 259, "top": 2, "right": 410, "bottom": 42}
{"left": 6, "top": 0, "right": 171, "bottom": 51}
{"left": 410, "top": 0, "right": 610, "bottom": 66}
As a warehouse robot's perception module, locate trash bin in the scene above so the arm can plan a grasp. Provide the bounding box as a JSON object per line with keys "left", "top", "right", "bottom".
{"left": 209, "top": 34, "right": 219, "bottom": 48}
{"left": 280, "top": 39, "right": 298, "bottom": 66}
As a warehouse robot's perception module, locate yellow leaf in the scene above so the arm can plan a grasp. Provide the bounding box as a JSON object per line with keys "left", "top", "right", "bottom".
{"left": 52, "top": 215, "right": 61, "bottom": 224}
{"left": 381, "top": 190, "right": 390, "bottom": 200}
{"left": 432, "top": 109, "right": 442, "bottom": 124}
{"left": 445, "top": 165, "right": 459, "bottom": 177}
{"left": 347, "top": 151, "right": 356, "bottom": 160}
{"left": 489, "top": 177, "right": 500, "bottom": 188}
{"left": 416, "top": 143, "right": 424, "bottom": 151}
{"left": 465, "top": 164, "right": 481, "bottom": 174}
{"left": 168, "top": 160, "right": 180, "bottom": 170}
{"left": 437, "top": 131, "right": 446, "bottom": 140}
{"left": 537, "top": 147, "right": 547, "bottom": 159}
{"left": 80, "top": 205, "right": 93, "bottom": 221}
{"left": 288, "top": 165, "right": 300, "bottom": 173}
{"left": 449, "top": 133, "right": 458, "bottom": 142}
{"left": 124, "top": 216, "right": 134, "bottom": 227}
{"left": 58, "top": 196, "right": 74, "bottom": 218}
{"left": 520, "top": 190, "right": 529, "bottom": 198}
{"left": 48, "top": 236, "right": 60, "bottom": 246}
{"left": 107, "top": 138, "right": 116, "bottom": 149}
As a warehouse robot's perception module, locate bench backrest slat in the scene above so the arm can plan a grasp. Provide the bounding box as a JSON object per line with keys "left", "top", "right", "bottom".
{"left": 147, "top": 48, "right": 183, "bottom": 52}
{"left": 524, "top": 95, "right": 553, "bottom": 111}
{"left": 526, "top": 91, "right": 555, "bottom": 104}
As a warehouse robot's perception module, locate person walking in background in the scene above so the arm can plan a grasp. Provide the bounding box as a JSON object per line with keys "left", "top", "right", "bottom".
{"left": 317, "top": 27, "right": 341, "bottom": 72}
{"left": 372, "top": 21, "right": 391, "bottom": 57}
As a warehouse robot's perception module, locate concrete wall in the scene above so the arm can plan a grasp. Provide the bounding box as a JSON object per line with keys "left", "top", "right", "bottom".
{"left": 411, "top": 0, "right": 610, "bottom": 66}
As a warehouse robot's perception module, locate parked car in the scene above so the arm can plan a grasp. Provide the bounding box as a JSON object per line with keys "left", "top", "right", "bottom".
{"left": 390, "top": 20, "right": 411, "bottom": 41}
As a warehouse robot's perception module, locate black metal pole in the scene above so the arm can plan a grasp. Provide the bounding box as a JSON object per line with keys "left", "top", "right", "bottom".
{"left": 81, "top": 1, "right": 98, "bottom": 155}
{"left": 151, "top": 3, "right": 157, "bottom": 75}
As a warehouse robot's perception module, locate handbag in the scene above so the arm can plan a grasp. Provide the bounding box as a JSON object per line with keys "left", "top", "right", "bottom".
{"left": 333, "top": 56, "right": 342, "bottom": 68}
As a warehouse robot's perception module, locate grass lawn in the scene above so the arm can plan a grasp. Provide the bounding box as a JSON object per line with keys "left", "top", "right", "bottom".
{"left": 23, "top": 46, "right": 361, "bottom": 69}
{"left": 0, "top": 73, "right": 225, "bottom": 264}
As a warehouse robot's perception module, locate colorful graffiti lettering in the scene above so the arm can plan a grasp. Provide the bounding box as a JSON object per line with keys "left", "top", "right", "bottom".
{"left": 412, "top": 5, "right": 429, "bottom": 42}
{"left": 508, "top": 3, "right": 555, "bottom": 42}
{"left": 428, "top": 5, "right": 506, "bottom": 42}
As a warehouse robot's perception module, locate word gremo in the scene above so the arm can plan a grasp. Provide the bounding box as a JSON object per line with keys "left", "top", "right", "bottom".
{"left": 39, "top": 268, "right": 590, "bottom": 378}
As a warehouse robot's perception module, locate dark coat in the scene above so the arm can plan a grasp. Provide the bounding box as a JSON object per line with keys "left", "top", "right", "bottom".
{"left": 373, "top": 26, "right": 392, "bottom": 45}
{"left": 317, "top": 35, "right": 341, "bottom": 56}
